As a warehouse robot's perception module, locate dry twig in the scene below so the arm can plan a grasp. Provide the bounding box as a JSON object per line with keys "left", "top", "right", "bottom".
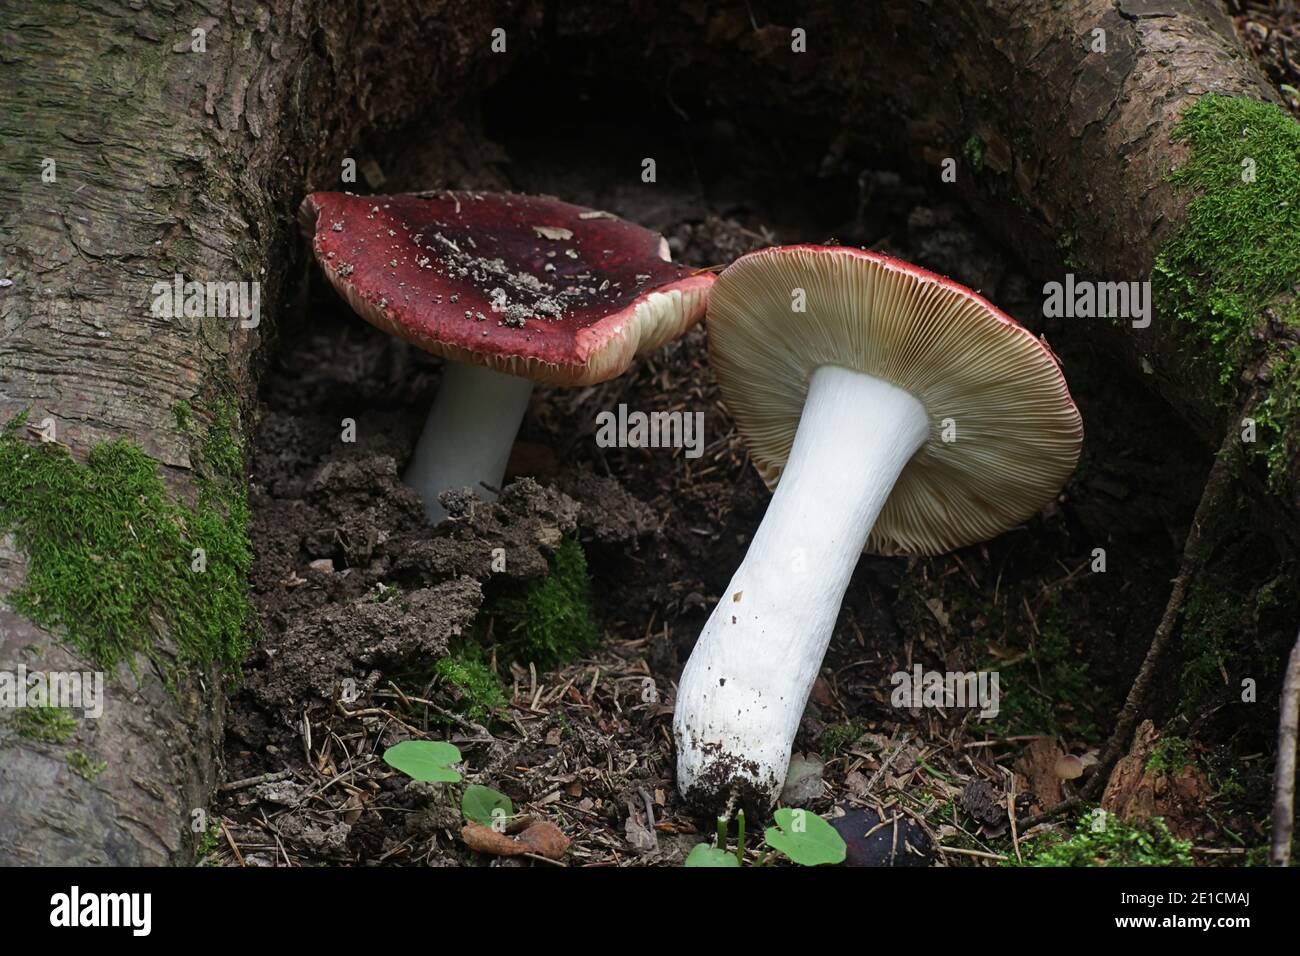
{"left": 1271, "top": 625, "right": 1300, "bottom": 866}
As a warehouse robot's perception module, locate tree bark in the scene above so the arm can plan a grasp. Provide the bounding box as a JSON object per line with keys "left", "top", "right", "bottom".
{"left": 863, "top": 0, "right": 1291, "bottom": 467}
{"left": 0, "top": 0, "right": 529, "bottom": 865}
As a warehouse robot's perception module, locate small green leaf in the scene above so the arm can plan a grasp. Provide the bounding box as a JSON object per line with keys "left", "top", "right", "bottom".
{"left": 763, "top": 808, "right": 846, "bottom": 866}
{"left": 684, "top": 843, "right": 741, "bottom": 867}
{"left": 383, "top": 740, "right": 463, "bottom": 783}
{"left": 462, "top": 784, "right": 513, "bottom": 825}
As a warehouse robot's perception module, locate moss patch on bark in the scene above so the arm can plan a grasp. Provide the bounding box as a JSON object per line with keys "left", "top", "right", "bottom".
{"left": 0, "top": 401, "right": 253, "bottom": 677}
{"left": 1153, "top": 94, "right": 1300, "bottom": 489}
{"left": 7, "top": 705, "right": 77, "bottom": 744}
{"left": 1154, "top": 94, "right": 1300, "bottom": 381}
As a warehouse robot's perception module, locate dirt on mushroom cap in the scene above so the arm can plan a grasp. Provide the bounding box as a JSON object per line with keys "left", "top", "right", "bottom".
{"left": 300, "top": 190, "right": 714, "bottom": 386}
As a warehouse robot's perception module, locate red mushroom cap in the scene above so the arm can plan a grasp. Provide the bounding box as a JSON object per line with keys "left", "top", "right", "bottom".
{"left": 300, "top": 190, "right": 714, "bottom": 386}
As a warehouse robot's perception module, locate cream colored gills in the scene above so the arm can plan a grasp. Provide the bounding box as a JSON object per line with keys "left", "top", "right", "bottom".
{"left": 707, "top": 246, "right": 1082, "bottom": 555}
{"left": 674, "top": 244, "right": 1082, "bottom": 811}
{"left": 674, "top": 365, "right": 929, "bottom": 804}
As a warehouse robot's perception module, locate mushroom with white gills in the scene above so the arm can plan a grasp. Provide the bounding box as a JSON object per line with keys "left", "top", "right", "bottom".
{"left": 300, "top": 190, "right": 714, "bottom": 522}
{"left": 673, "top": 244, "right": 1083, "bottom": 814}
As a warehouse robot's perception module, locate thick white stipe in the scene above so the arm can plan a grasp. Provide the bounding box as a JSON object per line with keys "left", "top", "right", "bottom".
{"left": 404, "top": 361, "right": 535, "bottom": 523}
{"left": 673, "top": 365, "right": 929, "bottom": 806}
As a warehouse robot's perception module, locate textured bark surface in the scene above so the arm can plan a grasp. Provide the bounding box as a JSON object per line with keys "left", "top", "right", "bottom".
{"left": 0, "top": 0, "right": 530, "bottom": 865}
{"left": 868, "top": 0, "right": 1284, "bottom": 446}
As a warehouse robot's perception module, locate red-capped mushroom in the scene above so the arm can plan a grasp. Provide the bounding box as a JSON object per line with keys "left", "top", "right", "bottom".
{"left": 300, "top": 190, "right": 713, "bottom": 521}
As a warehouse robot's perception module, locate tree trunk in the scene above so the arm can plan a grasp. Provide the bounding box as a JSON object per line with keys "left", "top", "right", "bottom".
{"left": 0, "top": 0, "right": 528, "bottom": 865}
{"left": 857, "top": 0, "right": 1296, "bottom": 492}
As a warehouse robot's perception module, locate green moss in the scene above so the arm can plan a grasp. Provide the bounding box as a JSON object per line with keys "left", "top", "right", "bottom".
{"left": 187, "top": 398, "right": 247, "bottom": 489}
{"left": 173, "top": 399, "right": 194, "bottom": 433}
{"left": 0, "top": 403, "right": 253, "bottom": 677}
{"left": 368, "top": 582, "right": 398, "bottom": 603}
{"left": 196, "top": 817, "right": 223, "bottom": 865}
{"left": 65, "top": 749, "right": 107, "bottom": 781}
{"left": 483, "top": 537, "right": 599, "bottom": 667}
{"left": 1146, "top": 736, "right": 1193, "bottom": 774}
{"left": 1243, "top": 842, "right": 1295, "bottom": 866}
{"left": 8, "top": 706, "right": 77, "bottom": 744}
{"left": 1213, "top": 765, "right": 1245, "bottom": 802}
{"left": 1179, "top": 529, "right": 1296, "bottom": 710}
{"left": 434, "top": 644, "right": 507, "bottom": 721}
{"left": 1016, "top": 812, "right": 1192, "bottom": 867}
{"left": 962, "top": 134, "right": 984, "bottom": 174}
{"left": 1057, "top": 231, "right": 1082, "bottom": 271}
{"left": 1154, "top": 95, "right": 1300, "bottom": 382}
{"left": 1152, "top": 95, "right": 1300, "bottom": 485}
{"left": 1252, "top": 347, "right": 1300, "bottom": 490}
{"left": 983, "top": 601, "right": 1101, "bottom": 741}
{"left": 819, "top": 721, "right": 864, "bottom": 757}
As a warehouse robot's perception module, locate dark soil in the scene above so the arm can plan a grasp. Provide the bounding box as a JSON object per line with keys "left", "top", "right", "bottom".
{"left": 210, "top": 16, "right": 1286, "bottom": 867}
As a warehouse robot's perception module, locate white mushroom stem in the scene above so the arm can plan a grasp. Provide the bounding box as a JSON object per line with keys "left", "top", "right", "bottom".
{"left": 404, "top": 360, "right": 535, "bottom": 523}
{"left": 674, "top": 364, "right": 930, "bottom": 808}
